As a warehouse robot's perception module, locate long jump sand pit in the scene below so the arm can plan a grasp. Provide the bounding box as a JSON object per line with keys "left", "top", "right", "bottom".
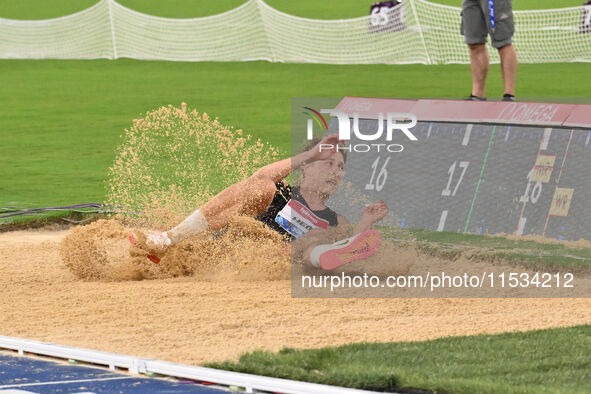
{"left": 1, "top": 223, "right": 591, "bottom": 366}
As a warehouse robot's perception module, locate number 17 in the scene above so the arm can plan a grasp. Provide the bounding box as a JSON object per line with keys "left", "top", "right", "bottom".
{"left": 442, "top": 161, "right": 469, "bottom": 196}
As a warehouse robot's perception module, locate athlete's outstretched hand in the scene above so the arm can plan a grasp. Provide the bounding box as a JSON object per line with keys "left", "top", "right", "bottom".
{"left": 354, "top": 200, "right": 389, "bottom": 235}
{"left": 361, "top": 200, "right": 389, "bottom": 224}
{"left": 306, "top": 134, "right": 346, "bottom": 162}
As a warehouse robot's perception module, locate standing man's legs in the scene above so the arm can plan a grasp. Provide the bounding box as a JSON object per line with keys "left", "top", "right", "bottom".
{"left": 462, "top": 0, "right": 516, "bottom": 99}
{"left": 469, "top": 43, "right": 489, "bottom": 98}
{"left": 489, "top": 0, "right": 516, "bottom": 99}
{"left": 462, "top": 0, "right": 490, "bottom": 99}
{"left": 498, "top": 44, "right": 517, "bottom": 97}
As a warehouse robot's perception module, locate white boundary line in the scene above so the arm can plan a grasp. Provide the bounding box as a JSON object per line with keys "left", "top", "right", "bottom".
{"left": 0, "top": 336, "right": 383, "bottom": 394}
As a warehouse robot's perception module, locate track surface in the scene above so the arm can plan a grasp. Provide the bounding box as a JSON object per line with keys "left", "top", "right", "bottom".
{"left": 1, "top": 229, "right": 590, "bottom": 365}
{"left": 0, "top": 352, "right": 225, "bottom": 393}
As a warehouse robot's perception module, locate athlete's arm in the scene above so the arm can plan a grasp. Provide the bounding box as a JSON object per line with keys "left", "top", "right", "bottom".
{"left": 337, "top": 215, "right": 349, "bottom": 226}
{"left": 252, "top": 134, "right": 344, "bottom": 184}
{"left": 354, "top": 200, "right": 388, "bottom": 234}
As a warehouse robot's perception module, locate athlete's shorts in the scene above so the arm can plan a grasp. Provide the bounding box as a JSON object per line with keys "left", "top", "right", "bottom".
{"left": 461, "top": 0, "right": 514, "bottom": 49}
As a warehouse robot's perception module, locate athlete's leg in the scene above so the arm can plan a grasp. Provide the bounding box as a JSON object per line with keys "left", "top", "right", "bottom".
{"left": 136, "top": 159, "right": 291, "bottom": 251}
{"left": 129, "top": 167, "right": 282, "bottom": 261}
{"left": 194, "top": 168, "right": 281, "bottom": 232}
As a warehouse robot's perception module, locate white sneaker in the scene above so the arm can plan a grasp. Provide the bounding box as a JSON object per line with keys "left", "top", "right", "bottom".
{"left": 145, "top": 231, "right": 172, "bottom": 250}
{"left": 127, "top": 230, "right": 171, "bottom": 264}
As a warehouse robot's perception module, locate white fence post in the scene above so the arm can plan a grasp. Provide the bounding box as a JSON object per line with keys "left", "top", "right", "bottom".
{"left": 409, "top": 0, "right": 431, "bottom": 64}
{"left": 107, "top": 0, "right": 118, "bottom": 59}
{"left": 256, "top": 0, "right": 277, "bottom": 62}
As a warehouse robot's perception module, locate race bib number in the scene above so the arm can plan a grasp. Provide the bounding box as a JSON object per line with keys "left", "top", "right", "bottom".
{"left": 275, "top": 199, "right": 329, "bottom": 238}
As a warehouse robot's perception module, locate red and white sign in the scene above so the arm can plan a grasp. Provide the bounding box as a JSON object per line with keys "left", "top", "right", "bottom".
{"left": 336, "top": 97, "right": 591, "bottom": 128}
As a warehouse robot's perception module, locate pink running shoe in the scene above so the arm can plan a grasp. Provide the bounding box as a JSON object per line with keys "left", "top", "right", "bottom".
{"left": 311, "top": 230, "right": 381, "bottom": 270}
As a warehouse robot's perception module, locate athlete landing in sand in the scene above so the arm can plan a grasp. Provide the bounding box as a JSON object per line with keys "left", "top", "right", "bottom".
{"left": 129, "top": 134, "right": 388, "bottom": 270}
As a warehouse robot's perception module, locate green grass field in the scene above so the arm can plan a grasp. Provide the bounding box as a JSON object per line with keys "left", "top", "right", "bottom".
{"left": 383, "top": 227, "right": 591, "bottom": 273}
{"left": 208, "top": 325, "right": 591, "bottom": 393}
{"left": 2, "top": 60, "right": 590, "bottom": 210}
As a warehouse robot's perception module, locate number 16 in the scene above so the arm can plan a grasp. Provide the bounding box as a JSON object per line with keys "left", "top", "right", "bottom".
{"left": 365, "top": 156, "right": 391, "bottom": 192}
